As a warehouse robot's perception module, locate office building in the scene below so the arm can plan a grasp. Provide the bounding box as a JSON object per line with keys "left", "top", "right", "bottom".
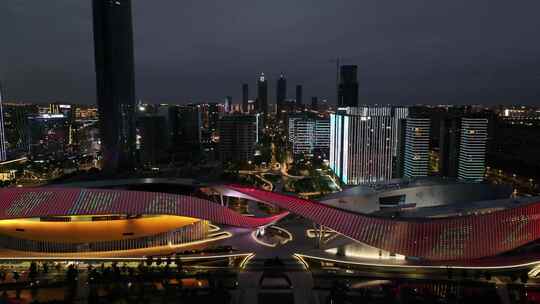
{"left": 392, "top": 107, "right": 409, "bottom": 156}
{"left": 224, "top": 96, "right": 232, "bottom": 113}
{"left": 137, "top": 115, "right": 168, "bottom": 166}
{"left": 439, "top": 116, "right": 489, "bottom": 182}
{"left": 457, "top": 118, "right": 488, "bottom": 181}
{"left": 256, "top": 73, "right": 268, "bottom": 114}
{"left": 218, "top": 115, "right": 258, "bottom": 163}
{"left": 291, "top": 118, "right": 330, "bottom": 155}
{"left": 242, "top": 84, "right": 249, "bottom": 113}
{"left": 311, "top": 97, "right": 318, "bottom": 111}
{"left": 276, "top": 74, "right": 287, "bottom": 115}
{"left": 403, "top": 118, "right": 431, "bottom": 178}
{"left": 287, "top": 113, "right": 305, "bottom": 143}
{"left": 169, "top": 105, "right": 202, "bottom": 148}
{"left": 338, "top": 65, "right": 359, "bottom": 107}
{"left": 330, "top": 107, "right": 394, "bottom": 185}
{"left": 206, "top": 103, "right": 220, "bottom": 133}
{"left": 296, "top": 85, "right": 303, "bottom": 109}
{"left": 93, "top": 0, "right": 137, "bottom": 172}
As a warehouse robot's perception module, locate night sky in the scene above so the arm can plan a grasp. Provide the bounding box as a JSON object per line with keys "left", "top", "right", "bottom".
{"left": 1, "top": 0, "right": 540, "bottom": 105}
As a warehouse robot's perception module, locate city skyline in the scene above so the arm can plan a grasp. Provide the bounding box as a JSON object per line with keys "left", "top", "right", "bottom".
{"left": 2, "top": 1, "right": 540, "bottom": 301}
{"left": 1, "top": 0, "right": 540, "bottom": 105}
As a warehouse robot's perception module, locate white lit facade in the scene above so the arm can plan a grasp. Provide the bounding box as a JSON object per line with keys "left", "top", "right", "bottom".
{"left": 403, "top": 118, "right": 430, "bottom": 178}
{"left": 288, "top": 115, "right": 303, "bottom": 143}
{"left": 330, "top": 107, "right": 394, "bottom": 185}
{"left": 458, "top": 118, "right": 488, "bottom": 181}
{"left": 392, "top": 107, "right": 409, "bottom": 156}
{"left": 292, "top": 118, "right": 330, "bottom": 155}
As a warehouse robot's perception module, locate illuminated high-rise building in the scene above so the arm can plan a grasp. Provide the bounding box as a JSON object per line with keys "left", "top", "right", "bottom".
{"left": 287, "top": 113, "right": 304, "bottom": 143}
{"left": 458, "top": 118, "right": 488, "bottom": 181}
{"left": 276, "top": 74, "right": 287, "bottom": 115}
{"left": 291, "top": 117, "right": 330, "bottom": 155}
{"left": 403, "top": 118, "right": 431, "bottom": 178}
{"left": 224, "top": 96, "right": 232, "bottom": 113}
{"left": 439, "top": 115, "right": 489, "bottom": 182}
{"left": 390, "top": 106, "right": 410, "bottom": 177}
{"left": 338, "top": 65, "right": 359, "bottom": 107}
{"left": 330, "top": 107, "right": 394, "bottom": 185}
{"left": 93, "top": 0, "right": 137, "bottom": 172}
{"left": 392, "top": 107, "right": 409, "bottom": 156}
{"left": 256, "top": 73, "right": 268, "bottom": 114}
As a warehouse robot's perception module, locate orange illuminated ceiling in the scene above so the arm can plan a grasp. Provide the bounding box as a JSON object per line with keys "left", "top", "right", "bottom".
{"left": 0, "top": 215, "right": 201, "bottom": 243}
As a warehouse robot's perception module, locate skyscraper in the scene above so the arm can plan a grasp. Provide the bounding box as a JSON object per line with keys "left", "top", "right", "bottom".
{"left": 0, "top": 83, "right": 7, "bottom": 161}
{"left": 295, "top": 85, "right": 303, "bottom": 109}
{"left": 287, "top": 113, "right": 305, "bottom": 143}
{"left": 311, "top": 97, "right": 318, "bottom": 111}
{"left": 458, "top": 118, "right": 488, "bottom": 181}
{"left": 93, "top": 0, "right": 137, "bottom": 172}
{"left": 276, "top": 74, "right": 287, "bottom": 115}
{"left": 291, "top": 117, "right": 330, "bottom": 155}
{"left": 439, "top": 115, "right": 488, "bottom": 181}
{"left": 242, "top": 84, "right": 249, "bottom": 113}
{"left": 403, "top": 118, "right": 431, "bottom": 178}
{"left": 137, "top": 115, "right": 168, "bottom": 167}
{"left": 207, "top": 103, "right": 220, "bottom": 134}
{"left": 169, "top": 105, "right": 202, "bottom": 148}
{"left": 218, "top": 115, "right": 258, "bottom": 163}
{"left": 256, "top": 73, "right": 268, "bottom": 114}
{"left": 330, "top": 107, "right": 394, "bottom": 185}
{"left": 338, "top": 65, "right": 359, "bottom": 107}
{"left": 392, "top": 107, "right": 409, "bottom": 156}
{"left": 224, "top": 96, "right": 232, "bottom": 113}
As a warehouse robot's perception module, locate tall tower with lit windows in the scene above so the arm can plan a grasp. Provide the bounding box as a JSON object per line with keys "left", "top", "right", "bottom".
{"left": 256, "top": 73, "right": 268, "bottom": 114}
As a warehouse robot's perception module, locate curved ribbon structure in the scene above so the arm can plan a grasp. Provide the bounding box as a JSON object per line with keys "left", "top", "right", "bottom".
{"left": 0, "top": 188, "right": 287, "bottom": 228}
{"left": 1, "top": 186, "right": 539, "bottom": 261}
{"left": 221, "top": 184, "right": 540, "bottom": 261}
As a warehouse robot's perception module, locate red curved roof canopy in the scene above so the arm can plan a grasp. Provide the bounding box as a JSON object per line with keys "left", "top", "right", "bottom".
{"left": 1, "top": 186, "right": 539, "bottom": 261}
{"left": 223, "top": 184, "right": 540, "bottom": 261}
{"left": 0, "top": 188, "right": 287, "bottom": 228}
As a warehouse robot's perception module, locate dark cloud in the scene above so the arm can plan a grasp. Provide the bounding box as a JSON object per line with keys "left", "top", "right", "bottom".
{"left": 1, "top": 0, "right": 539, "bottom": 105}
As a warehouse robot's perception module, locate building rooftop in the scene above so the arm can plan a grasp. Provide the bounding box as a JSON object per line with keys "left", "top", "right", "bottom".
{"left": 380, "top": 195, "right": 540, "bottom": 219}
